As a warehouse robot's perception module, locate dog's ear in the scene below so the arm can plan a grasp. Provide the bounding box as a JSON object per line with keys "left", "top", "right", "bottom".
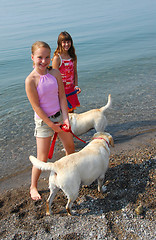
{"left": 108, "top": 135, "right": 114, "bottom": 147}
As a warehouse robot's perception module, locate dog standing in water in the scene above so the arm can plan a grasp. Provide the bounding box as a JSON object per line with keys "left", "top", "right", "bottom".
{"left": 29, "top": 131, "right": 114, "bottom": 216}
{"left": 69, "top": 94, "right": 112, "bottom": 136}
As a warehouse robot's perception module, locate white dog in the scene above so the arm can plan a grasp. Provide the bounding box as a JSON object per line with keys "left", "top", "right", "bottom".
{"left": 29, "top": 132, "right": 114, "bottom": 216}
{"left": 68, "top": 94, "right": 112, "bottom": 136}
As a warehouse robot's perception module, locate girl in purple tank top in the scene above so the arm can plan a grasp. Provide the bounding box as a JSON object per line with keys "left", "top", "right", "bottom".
{"left": 25, "top": 41, "right": 75, "bottom": 201}
{"left": 52, "top": 31, "right": 81, "bottom": 113}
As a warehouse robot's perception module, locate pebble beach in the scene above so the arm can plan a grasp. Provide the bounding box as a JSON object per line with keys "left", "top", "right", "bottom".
{"left": 0, "top": 127, "right": 155, "bottom": 239}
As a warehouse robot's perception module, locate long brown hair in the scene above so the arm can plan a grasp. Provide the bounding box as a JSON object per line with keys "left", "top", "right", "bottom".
{"left": 53, "top": 32, "right": 77, "bottom": 61}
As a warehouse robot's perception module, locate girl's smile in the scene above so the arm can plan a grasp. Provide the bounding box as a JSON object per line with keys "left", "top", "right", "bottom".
{"left": 62, "top": 40, "right": 71, "bottom": 52}
{"left": 31, "top": 47, "right": 51, "bottom": 74}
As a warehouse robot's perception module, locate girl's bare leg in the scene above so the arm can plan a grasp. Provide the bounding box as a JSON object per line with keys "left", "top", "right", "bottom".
{"left": 30, "top": 131, "right": 74, "bottom": 200}
{"left": 30, "top": 136, "right": 51, "bottom": 200}
{"left": 58, "top": 131, "right": 75, "bottom": 155}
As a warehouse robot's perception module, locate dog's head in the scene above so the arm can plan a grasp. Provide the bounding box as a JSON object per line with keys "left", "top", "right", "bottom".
{"left": 92, "top": 132, "right": 114, "bottom": 147}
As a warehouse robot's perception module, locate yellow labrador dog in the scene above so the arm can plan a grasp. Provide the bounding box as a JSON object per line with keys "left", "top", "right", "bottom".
{"left": 69, "top": 94, "right": 112, "bottom": 136}
{"left": 29, "top": 132, "right": 114, "bottom": 216}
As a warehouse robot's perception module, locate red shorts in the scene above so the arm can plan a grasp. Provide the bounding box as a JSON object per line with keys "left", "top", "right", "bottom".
{"left": 65, "top": 86, "right": 80, "bottom": 112}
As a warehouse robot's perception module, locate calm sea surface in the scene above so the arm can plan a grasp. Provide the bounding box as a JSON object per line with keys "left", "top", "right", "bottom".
{"left": 0, "top": 0, "right": 156, "bottom": 179}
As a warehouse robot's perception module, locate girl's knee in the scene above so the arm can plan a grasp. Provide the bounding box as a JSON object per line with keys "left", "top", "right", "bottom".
{"left": 58, "top": 132, "right": 75, "bottom": 154}
{"left": 36, "top": 155, "right": 48, "bottom": 163}
{"left": 67, "top": 145, "right": 75, "bottom": 155}
{"left": 65, "top": 140, "right": 75, "bottom": 155}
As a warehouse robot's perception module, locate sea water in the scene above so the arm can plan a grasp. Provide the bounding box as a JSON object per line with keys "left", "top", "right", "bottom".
{"left": 0, "top": 0, "right": 156, "bottom": 179}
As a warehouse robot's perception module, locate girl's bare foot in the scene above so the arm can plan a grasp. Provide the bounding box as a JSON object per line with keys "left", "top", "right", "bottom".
{"left": 30, "top": 187, "right": 41, "bottom": 201}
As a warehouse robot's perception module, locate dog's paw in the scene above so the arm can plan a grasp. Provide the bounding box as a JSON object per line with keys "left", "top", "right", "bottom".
{"left": 98, "top": 185, "right": 107, "bottom": 193}
{"left": 46, "top": 211, "right": 51, "bottom": 216}
{"left": 66, "top": 208, "right": 72, "bottom": 216}
{"left": 82, "top": 185, "right": 88, "bottom": 188}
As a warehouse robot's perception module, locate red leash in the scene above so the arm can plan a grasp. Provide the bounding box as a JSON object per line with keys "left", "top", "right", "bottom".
{"left": 48, "top": 132, "right": 58, "bottom": 159}
{"left": 48, "top": 124, "right": 86, "bottom": 159}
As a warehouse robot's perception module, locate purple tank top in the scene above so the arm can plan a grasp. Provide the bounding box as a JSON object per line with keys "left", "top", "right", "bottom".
{"left": 35, "top": 72, "right": 60, "bottom": 118}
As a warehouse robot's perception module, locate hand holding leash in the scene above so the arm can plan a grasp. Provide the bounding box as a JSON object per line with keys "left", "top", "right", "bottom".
{"left": 48, "top": 123, "right": 86, "bottom": 159}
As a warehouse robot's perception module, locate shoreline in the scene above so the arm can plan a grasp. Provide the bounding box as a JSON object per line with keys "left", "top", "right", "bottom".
{"left": 0, "top": 127, "right": 155, "bottom": 194}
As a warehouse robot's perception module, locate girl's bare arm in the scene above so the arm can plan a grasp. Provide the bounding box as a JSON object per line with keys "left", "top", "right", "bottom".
{"left": 52, "top": 55, "right": 60, "bottom": 70}
{"left": 25, "top": 75, "right": 62, "bottom": 132}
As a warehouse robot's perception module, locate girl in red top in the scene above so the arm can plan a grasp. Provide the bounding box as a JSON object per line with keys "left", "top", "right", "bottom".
{"left": 52, "top": 31, "right": 81, "bottom": 113}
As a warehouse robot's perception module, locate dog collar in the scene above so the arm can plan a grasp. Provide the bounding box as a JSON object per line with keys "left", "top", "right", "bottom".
{"left": 93, "top": 137, "right": 109, "bottom": 147}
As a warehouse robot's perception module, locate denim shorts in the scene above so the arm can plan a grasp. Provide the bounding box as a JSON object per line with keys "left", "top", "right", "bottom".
{"left": 34, "top": 111, "right": 63, "bottom": 138}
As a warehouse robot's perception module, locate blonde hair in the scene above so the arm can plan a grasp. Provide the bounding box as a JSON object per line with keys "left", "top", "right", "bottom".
{"left": 53, "top": 32, "right": 77, "bottom": 61}
{"left": 31, "top": 41, "right": 51, "bottom": 55}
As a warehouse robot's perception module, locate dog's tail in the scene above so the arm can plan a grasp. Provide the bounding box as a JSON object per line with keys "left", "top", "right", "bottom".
{"left": 100, "top": 94, "right": 112, "bottom": 113}
{"left": 29, "top": 155, "right": 56, "bottom": 171}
